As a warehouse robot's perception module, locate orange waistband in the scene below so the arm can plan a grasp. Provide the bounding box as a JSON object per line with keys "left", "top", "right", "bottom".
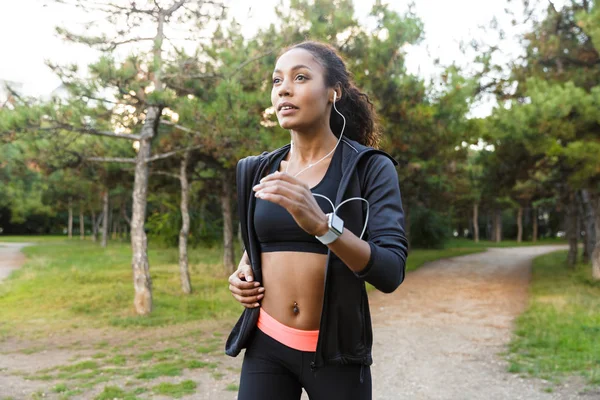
{"left": 257, "top": 307, "right": 319, "bottom": 352}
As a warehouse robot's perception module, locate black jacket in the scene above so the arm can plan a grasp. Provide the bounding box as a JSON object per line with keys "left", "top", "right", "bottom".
{"left": 225, "top": 137, "right": 409, "bottom": 375}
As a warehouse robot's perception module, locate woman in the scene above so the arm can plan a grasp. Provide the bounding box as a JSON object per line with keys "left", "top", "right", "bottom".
{"left": 226, "top": 41, "right": 408, "bottom": 400}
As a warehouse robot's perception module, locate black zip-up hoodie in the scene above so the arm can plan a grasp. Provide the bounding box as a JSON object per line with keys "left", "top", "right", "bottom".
{"left": 225, "top": 137, "right": 409, "bottom": 379}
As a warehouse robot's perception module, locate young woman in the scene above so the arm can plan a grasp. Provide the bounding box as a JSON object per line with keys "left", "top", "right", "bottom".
{"left": 226, "top": 41, "right": 408, "bottom": 400}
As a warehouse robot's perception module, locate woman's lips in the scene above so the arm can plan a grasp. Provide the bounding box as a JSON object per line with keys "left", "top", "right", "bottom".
{"left": 279, "top": 107, "right": 299, "bottom": 116}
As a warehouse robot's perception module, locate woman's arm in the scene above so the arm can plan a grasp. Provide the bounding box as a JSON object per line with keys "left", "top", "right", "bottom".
{"left": 322, "top": 155, "right": 408, "bottom": 293}
{"left": 253, "top": 155, "right": 408, "bottom": 293}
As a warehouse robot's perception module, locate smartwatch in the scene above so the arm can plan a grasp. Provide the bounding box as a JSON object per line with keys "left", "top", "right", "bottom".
{"left": 315, "top": 212, "right": 344, "bottom": 245}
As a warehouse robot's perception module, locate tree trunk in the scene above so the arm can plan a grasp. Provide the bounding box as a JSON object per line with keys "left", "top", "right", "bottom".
{"left": 565, "top": 192, "right": 578, "bottom": 268}
{"left": 589, "top": 192, "right": 600, "bottom": 280}
{"left": 179, "top": 151, "right": 192, "bottom": 294}
{"left": 111, "top": 210, "right": 119, "bottom": 240}
{"left": 101, "top": 190, "right": 109, "bottom": 248}
{"left": 517, "top": 206, "right": 523, "bottom": 243}
{"left": 94, "top": 211, "right": 103, "bottom": 242}
{"left": 494, "top": 208, "right": 502, "bottom": 243}
{"left": 578, "top": 190, "right": 596, "bottom": 264}
{"left": 79, "top": 204, "right": 85, "bottom": 240}
{"left": 532, "top": 207, "right": 538, "bottom": 243}
{"left": 68, "top": 197, "right": 73, "bottom": 239}
{"left": 91, "top": 209, "right": 98, "bottom": 242}
{"left": 472, "top": 203, "right": 479, "bottom": 243}
{"left": 221, "top": 172, "right": 236, "bottom": 274}
{"left": 130, "top": 107, "right": 159, "bottom": 315}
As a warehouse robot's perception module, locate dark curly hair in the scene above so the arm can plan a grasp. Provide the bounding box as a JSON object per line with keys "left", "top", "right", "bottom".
{"left": 282, "top": 41, "right": 382, "bottom": 149}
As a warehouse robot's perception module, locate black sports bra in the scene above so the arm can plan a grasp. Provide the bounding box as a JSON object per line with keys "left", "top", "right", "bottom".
{"left": 254, "top": 143, "right": 343, "bottom": 254}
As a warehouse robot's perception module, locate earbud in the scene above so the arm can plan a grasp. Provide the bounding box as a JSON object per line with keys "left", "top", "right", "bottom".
{"left": 333, "top": 92, "right": 337, "bottom": 102}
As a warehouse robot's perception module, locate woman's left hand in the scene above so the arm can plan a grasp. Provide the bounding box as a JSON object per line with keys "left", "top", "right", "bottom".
{"left": 253, "top": 171, "right": 328, "bottom": 236}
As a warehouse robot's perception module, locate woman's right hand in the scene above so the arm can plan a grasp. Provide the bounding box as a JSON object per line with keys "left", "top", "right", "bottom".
{"left": 228, "top": 252, "right": 264, "bottom": 308}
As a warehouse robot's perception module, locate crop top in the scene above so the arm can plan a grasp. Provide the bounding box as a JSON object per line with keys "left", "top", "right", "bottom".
{"left": 253, "top": 142, "right": 343, "bottom": 254}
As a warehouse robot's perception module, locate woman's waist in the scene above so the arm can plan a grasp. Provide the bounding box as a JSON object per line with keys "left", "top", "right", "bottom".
{"left": 260, "top": 251, "right": 327, "bottom": 330}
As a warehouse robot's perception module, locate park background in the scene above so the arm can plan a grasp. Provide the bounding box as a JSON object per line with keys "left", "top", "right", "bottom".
{"left": 0, "top": 0, "right": 598, "bottom": 399}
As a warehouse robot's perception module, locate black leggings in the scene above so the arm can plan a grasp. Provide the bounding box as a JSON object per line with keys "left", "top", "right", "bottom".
{"left": 238, "top": 327, "right": 372, "bottom": 400}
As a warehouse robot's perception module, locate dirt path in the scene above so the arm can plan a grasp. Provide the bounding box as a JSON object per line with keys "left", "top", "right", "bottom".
{"left": 368, "top": 244, "right": 588, "bottom": 400}
{"left": 0, "top": 242, "right": 31, "bottom": 283}
{"left": 0, "top": 244, "right": 592, "bottom": 399}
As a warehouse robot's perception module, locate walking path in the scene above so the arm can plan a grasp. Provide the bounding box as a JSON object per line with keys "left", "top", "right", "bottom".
{"left": 368, "top": 245, "right": 587, "bottom": 399}
{"left": 0, "top": 242, "right": 31, "bottom": 283}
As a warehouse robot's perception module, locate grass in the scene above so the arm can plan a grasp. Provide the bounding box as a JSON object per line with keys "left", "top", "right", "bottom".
{"left": 0, "top": 235, "right": 567, "bottom": 333}
{"left": 152, "top": 380, "right": 197, "bottom": 398}
{"left": 95, "top": 386, "right": 142, "bottom": 400}
{"left": 507, "top": 250, "right": 600, "bottom": 386}
{"left": 0, "top": 238, "right": 244, "bottom": 332}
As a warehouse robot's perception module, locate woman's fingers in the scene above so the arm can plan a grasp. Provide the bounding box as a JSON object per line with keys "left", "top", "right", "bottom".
{"left": 228, "top": 269, "right": 259, "bottom": 290}
{"left": 229, "top": 284, "right": 265, "bottom": 297}
{"left": 229, "top": 265, "right": 264, "bottom": 308}
{"left": 231, "top": 292, "right": 264, "bottom": 307}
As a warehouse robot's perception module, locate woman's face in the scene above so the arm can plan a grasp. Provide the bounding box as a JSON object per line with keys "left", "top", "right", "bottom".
{"left": 271, "top": 48, "right": 331, "bottom": 132}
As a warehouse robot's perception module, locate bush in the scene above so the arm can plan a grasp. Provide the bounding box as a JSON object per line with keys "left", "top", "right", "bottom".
{"left": 409, "top": 206, "right": 451, "bottom": 249}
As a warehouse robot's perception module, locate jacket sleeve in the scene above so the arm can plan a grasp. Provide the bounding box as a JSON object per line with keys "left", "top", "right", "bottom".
{"left": 354, "top": 154, "right": 408, "bottom": 293}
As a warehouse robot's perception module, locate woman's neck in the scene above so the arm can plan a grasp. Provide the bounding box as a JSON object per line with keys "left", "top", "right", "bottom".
{"left": 288, "top": 128, "right": 339, "bottom": 165}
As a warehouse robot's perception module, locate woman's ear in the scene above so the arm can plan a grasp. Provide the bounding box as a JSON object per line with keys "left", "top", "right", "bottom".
{"left": 334, "top": 83, "right": 342, "bottom": 102}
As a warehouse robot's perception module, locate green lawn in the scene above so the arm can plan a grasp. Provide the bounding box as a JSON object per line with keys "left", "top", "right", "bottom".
{"left": 507, "top": 250, "right": 600, "bottom": 386}
{"left": 0, "top": 238, "right": 243, "bottom": 333}
{"left": 0, "top": 235, "right": 567, "bottom": 333}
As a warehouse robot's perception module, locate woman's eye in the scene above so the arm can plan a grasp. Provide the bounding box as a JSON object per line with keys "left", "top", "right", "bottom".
{"left": 296, "top": 75, "right": 306, "bottom": 81}
{"left": 272, "top": 77, "right": 281, "bottom": 84}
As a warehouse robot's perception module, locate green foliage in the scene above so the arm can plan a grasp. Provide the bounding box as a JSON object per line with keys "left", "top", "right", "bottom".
{"left": 408, "top": 206, "right": 451, "bottom": 249}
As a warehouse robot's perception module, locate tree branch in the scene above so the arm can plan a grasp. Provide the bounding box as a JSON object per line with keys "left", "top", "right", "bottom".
{"left": 87, "top": 156, "right": 137, "bottom": 163}
{"left": 150, "top": 170, "right": 180, "bottom": 179}
{"left": 164, "top": 0, "right": 187, "bottom": 16}
{"left": 146, "top": 145, "right": 203, "bottom": 163}
{"left": 159, "top": 120, "right": 210, "bottom": 135}
{"left": 102, "top": 37, "right": 156, "bottom": 51}
{"left": 229, "top": 50, "right": 275, "bottom": 78}
{"left": 53, "top": 124, "right": 142, "bottom": 141}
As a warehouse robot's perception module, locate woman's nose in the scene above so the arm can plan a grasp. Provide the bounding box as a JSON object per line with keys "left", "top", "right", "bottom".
{"left": 277, "top": 80, "right": 291, "bottom": 97}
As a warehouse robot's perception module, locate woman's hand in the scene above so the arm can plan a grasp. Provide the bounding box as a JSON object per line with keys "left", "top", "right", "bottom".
{"left": 253, "top": 171, "right": 329, "bottom": 236}
{"left": 228, "top": 251, "right": 264, "bottom": 308}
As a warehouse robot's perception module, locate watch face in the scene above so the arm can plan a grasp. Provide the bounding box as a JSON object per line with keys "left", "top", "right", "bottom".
{"left": 330, "top": 213, "right": 344, "bottom": 234}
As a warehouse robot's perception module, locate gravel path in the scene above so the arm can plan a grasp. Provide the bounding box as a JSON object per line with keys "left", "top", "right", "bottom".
{"left": 367, "top": 245, "right": 589, "bottom": 400}
{"left": 0, "top": 242, "right": 31, "bottom": 283}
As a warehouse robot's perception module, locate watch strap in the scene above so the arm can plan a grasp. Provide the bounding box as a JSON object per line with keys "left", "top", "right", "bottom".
{"left": 315, "top": 213, "right": 344, "bottom": 245}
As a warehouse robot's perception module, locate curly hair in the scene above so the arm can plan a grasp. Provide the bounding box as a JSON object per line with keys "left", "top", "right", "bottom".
{"left": 282, "top": 41, "right": 382, "bottom": 149}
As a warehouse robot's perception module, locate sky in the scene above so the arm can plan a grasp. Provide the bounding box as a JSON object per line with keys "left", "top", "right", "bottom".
{"left": 0, "top": 0, "right": 527, "bottom": 117}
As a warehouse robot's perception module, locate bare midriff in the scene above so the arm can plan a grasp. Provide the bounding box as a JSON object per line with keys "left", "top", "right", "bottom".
{"left": 260, "top": 251, "right": 327, "bottom": 330}
{"left": 259, "top": 155, "right": 331, "bottom": 330}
